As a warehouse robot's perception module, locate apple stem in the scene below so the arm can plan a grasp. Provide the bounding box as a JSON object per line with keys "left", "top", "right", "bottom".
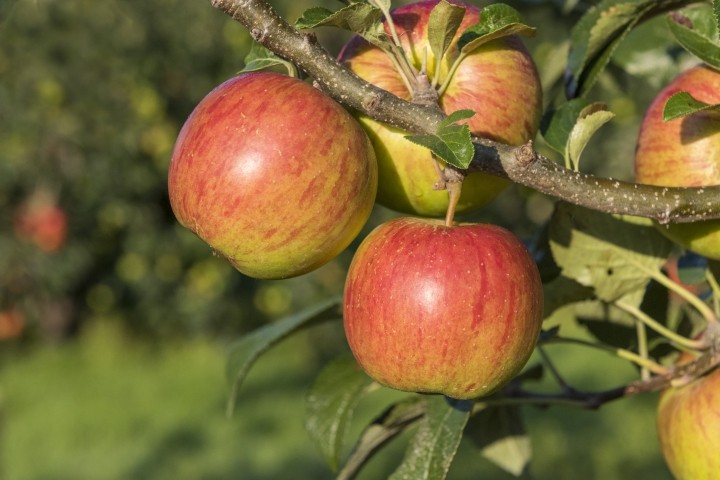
{"left": 437, "top": 51, "right": 467, "bottom": 97}
{"left": 635, "top": 321, "right": 651, "bottom": 381}
{"left": 705, "top": 267, "right": 720, "bottom": 318}
{"left": 615, "top": 299, "right": 708, "bottom": 351}
{"left": 626, "top": 255, "right": 718, "bottom": 325}
{"left": 537, "top": 346, "right": 572, "bottom": 391}
{"left": 445, "top": 181, "right": 462, "bottom": 227}
{"left": 543, "top": 336, "right": 670, "bottom": 376}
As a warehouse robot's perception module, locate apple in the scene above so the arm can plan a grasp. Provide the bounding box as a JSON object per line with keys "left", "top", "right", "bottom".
{"left": 13, "top": 191, "right": 68, "bottom": 253}
{"left": 0, "top": 308, "right": 24, "bottom": 341}
{"left": 343, "top": 217, "right": 544, "bottom": 399}
{"left": 634, "top": 65, "right": 720, "bottom": 259}
{"left": 339, "top": 0, "right": 542, "bottom": 217}
{"left": 656, "top": 351, "right": 720, "bottom": 479}
{"left": 168, "top": 72, "right": 378, "bottom": 279}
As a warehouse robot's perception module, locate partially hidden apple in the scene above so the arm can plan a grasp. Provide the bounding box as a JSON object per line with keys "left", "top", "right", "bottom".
{"left": 339, "top": 0, "right": 542, "bottom": 217}
{"left": 168, "top": 72, "right": 378, "bottom": 279}
{"left": 656, "top": 350, "right": 720, "bottom": 480}
{"left": 634, "top": 65, "right": 720, "bottom": 259}
{"left": 343, "top": 217, "right": 543, "bottom": 399}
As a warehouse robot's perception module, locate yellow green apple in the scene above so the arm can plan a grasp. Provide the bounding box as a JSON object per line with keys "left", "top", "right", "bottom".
{"left": 339, "top": 0, "right": 542, "bottom": 217}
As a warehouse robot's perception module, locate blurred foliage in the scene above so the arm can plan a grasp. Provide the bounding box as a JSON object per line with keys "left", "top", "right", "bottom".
{"left": 0, "top": 0, "right": 705, "bottom": 478}
{"left": 0, "top": 0, "right": 352, "bottom": 342}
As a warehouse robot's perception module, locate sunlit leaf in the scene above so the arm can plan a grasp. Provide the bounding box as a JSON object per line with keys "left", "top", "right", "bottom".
{"left": 305, "top": 356, "right": 375, "bottom": 471}
{"left": 567, "top": 103, "right": 615, "bottom": 170}
{"left": 541, "top": 98, "right": 593, "bottom": 155}
{"left": 549, "top": 203, "right": 673, "bottom": 302}
{"left": 405, "top": 109, "right": 476, "bottom": 169}
{"left": 467, "top": 406, "right": 531, "bottom": 477}
{"left": 458, "top": 3, "right": 535, "bottom": 53}
{"left": 663, "top": 91, "right": 720, "bottom": 121}
{"left": 241, "top": 43, "right": 294, "bottom": 75}
{"left": 389, "top": 396, "right": 471, "bottom": 480}
{"left": 295, "top": 3, "right": 382, "bottom": 35}
{"left": 225, "top": 296, "right": 342, "bottom": 415}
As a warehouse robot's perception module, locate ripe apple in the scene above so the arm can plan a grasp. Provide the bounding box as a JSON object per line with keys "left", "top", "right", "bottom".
{"left": 13, "top": 191, "right": 68, "bottom": 253}
{"left": 343, "top": 217, "right": 544, "bottom": 399}
{"left": 168, "top": 72, "right": 378, "bottom": 279}
{"left": 656, "top": 352, "right": 720, "bottom": 479}
{"left": 0, "top": 308, "right": 24, "bottom": 341}
{"left": 339, "top": 0, "right": 542, "bottom": 217}
{"left": 634, "top": 65, "right": 720, "bottom": 259}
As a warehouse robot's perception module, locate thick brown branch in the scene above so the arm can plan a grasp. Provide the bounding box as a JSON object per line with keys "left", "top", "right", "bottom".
{"left": 209, "top": 0, "right": 720, "bottom": 223}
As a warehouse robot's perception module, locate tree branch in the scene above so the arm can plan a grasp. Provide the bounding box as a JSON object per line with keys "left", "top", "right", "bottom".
{"left": 209, "top": 0, "right": 720, "bottom": 223}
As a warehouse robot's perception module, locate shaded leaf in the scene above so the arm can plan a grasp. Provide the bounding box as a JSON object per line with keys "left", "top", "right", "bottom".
{"left": 458, "top": 3, "right": 535, "bottom": 53}
{"left": 305, "top": 356, "right": 375, "bottom": 471}
{"left": 405, "top": 109, "right": 476, "bottom": 169}
{"left": 549, "top": 203, "right": 673, "bottom": 302}
{"left": 428, "top": 0, "right": 466, "bottom": 64}
{"left": 565, "top": 0, "right": 687, "bottom": 98}
{"left": 389, "top": 396, "right": 471, "bottom": 480}
{"left": 543, "top": 274, "right": 595, "bottom": 318}
{"left": 541, "top": 98, "right": 593, "bottom": 155}
{"left": 667, "top": 12, "right": 720, "bottom": 69}
{"left": 225, "top": 296, "right": 342, "bottom": 415}
{"left": 338, "top": 397, "right": 425, "bottom": 480}
{"left": 662, "top": 91, "right": 720, "bottom": 121}
{"left": 677, "top": 251, "right": 708, "bottom": 284}
{"left": 466, "top": 406, "right": 531, "bottom": 477}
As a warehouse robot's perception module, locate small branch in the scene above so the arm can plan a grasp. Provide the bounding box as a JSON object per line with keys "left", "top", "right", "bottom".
{"left": 209, "top": 0, "right": 720, "bottom": 223}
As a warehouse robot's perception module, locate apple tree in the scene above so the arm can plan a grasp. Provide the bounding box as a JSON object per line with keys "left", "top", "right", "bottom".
{"left": 171, "top": 0, "right": 720, "bottom": 478}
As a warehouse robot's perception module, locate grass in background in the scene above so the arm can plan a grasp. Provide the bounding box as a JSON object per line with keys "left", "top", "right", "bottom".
{"left": 0, "top": 319, "right": 672, "bottom": 479}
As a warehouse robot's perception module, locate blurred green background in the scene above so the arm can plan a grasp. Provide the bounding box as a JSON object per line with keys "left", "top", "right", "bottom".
{"left": 0, "top": 0, "right": 692, "bottom": 478}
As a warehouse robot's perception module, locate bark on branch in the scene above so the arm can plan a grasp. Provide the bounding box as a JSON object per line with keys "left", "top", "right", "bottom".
{"left": 209, "top": 0, "right": 720, "bottom": 223}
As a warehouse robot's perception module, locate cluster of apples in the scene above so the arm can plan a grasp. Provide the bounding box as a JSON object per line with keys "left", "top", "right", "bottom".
{"left": 168, "top": 0, "right": 544, "bottom": 400}
{"left": 634, "top": 65, "right": 720, "bottom": 480}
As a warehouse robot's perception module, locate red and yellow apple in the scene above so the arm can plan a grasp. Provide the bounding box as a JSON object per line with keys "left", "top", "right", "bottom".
{"left": 339, "top": 0, "right": 542, "bottom": 217}
{"left": 635, "top": 65, "right": 720, "bottom": 259}
{"left": 657, "top": 351, "right": 720, "bottom": 479}
{"left": 168, "top": 72, "right": 378, "bottom": 279}
{"left": 343, "top": 217, "right": 543, "bottom": 399}
{"left": 13, "top": 190, "right": 68, "bottom": 253}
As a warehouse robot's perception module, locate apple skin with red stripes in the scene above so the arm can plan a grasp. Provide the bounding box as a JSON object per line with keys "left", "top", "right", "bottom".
{"left": 634, "top": 66, "right": 720, "bottom": 259}
{"left": 343, "top": 217, "right": 543, "bottom": 399}
{"left": 168, "top": 72, "right": 377, "bottom": 279}
{"left": 339, "top": 0, "right": 542, "bottom": 217}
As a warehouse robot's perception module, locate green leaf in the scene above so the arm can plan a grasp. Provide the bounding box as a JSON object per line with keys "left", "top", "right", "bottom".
{"left": 662, "top": 91, "right": 720, "bottom": 121}
{"left": 543, "top": 274, "right": 595, "bottom": 318}
{"left": 541, "top": 98, "right": 593, "bottom": 155}
{"left": 389, "top": 396, "right": 471, "bottom": 480}
{"left": 565, "top": 0, "right": 687, "bottom": 98}
{"left": 466, "top": 406, "right": 531, "bottom": 477}
{"left": 549, "top": 203, "right": 674, "bottom": 302}
{"left": 305, "top": 356, "right": 375, "bottom": 471}
{"left": 295, "top": 3, "right": 383, "bottom": 35}
{"left": 458, "top": 3, "right": 536, "bottom": 53}
{"left": 405, "top": 109, "right": 476, "bottom": 169}
{"left": 715, "top": 0, "right": 720, "bottom": 37}
{"left": 338, "top": 397, "right": 425, "bottom": 480}
{"left": 241, "top": 43, "right": 293, "bottom": 74}
{"left": 567, "top": 103, "right": 615, "bottom": 170}
{"left": 428, "top": 0, "right": 466, "bottom": 63}
{"left": 225, "top": 296, "right": 341, "bottom": 416}
{"left": 667, "top": 12, "right": 720, "bottom": 70}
